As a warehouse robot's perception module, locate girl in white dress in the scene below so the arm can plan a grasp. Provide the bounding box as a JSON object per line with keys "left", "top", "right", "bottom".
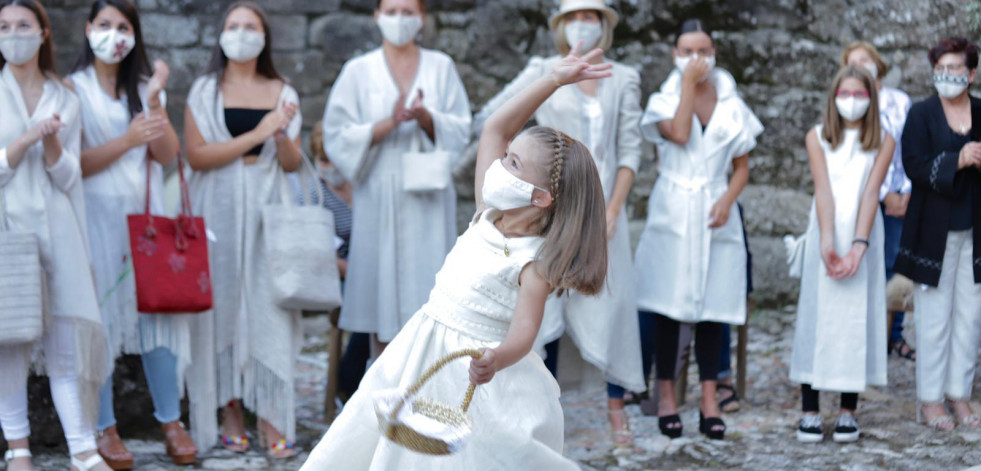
{"left": 0, "top": 1, "right": 110, "bottom": 470}
{"left": 474, "top": 0, "right": 644, "bottom": 445}
{"left": 300, "top": 46, "right": 612, "bottom": 471}
{"left": 64, "top": 0, "right": 196, "bottom": 467}
{"left": 790, "top": 65, "right": 893, "bottom": 444}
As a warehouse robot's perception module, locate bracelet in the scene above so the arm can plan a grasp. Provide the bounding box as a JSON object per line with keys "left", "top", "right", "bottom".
{"left": 852, "top": 238, "right": 869, "bottom": 247}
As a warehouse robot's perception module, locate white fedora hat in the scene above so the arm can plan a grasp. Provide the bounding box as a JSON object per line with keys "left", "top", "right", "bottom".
{"left": 548, "top": 0, "right": 619, "bottom": 31}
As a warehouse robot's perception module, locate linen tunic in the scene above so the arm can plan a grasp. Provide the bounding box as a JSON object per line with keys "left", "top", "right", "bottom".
{"left": 324, "top": 48, "right": 472, "bottom": 342}
{"left": 635, "top": 68, "right": 763, "bottom": 324}
{"left": 0, "top": 65, "right": 107, "bottom": 415}
{"left": 790, "top": 127, "right": 887, "bottom": 392}
{"left": 300, "top": 210, "right": 578, "bottom": 471}
{"left": 475, "top": 56, "right": 645, "bottom": 392}
{"left": 69, "top": 66, "right": 191, "bottom": 377}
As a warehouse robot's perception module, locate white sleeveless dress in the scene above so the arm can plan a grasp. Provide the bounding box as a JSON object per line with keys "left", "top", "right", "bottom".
{"left": 300, "top": 210, "right": 579, "bottom": 471}
{"left": 789, "top": 127, "right": 887, "bottom": 392}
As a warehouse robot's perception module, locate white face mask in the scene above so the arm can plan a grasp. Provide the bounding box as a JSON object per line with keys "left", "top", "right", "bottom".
{"left": 674, "top": 53, "right": 715, "bottom": 81}
{"left": 219, "top": 29, "right": 265, "bottom": 63}
{"left": 377, "top": 13, "right": 422, "bottom": 47}
{"left": 934, "top": 73, "right": 970, "bottom": 99}
{"left": 481, "top": 158, "right": 549, "bottom": 211}
{"left": 564, "top": 20, "right": 602, "bottom": 51}
{"left": 835, "top": 96, "right": 871, "bottom": 122}
{"left": 0, "top": 32, "right": 44, "bottom": 66}
{"left": 88, "top": 29, "right": 135, "bottom": 65}
{"left": 861, "top": 62, "right": 878, "bottom": 80}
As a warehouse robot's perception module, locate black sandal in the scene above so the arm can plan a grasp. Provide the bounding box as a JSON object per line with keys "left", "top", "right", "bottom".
{"left": 699, "top": 412, "right": 726, "bottom": 440}
{"left": 717, "top": 383, "right": 741, "bottom": 412}
{"left": 658, "top": 414, "right": 683, "bottom": 439}
{"left": 890, "top": 339, "right": 916, "bottom": 361}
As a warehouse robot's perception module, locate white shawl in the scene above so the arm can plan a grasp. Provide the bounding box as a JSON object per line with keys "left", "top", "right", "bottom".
{"left": 70, "top": 66, "right": 192, "bottom": 396}
{"left": 185, "top": 74, "right": 303, "bottom": 446}
{"left": 0, "top": 65, "right": 107, "bottom": 422}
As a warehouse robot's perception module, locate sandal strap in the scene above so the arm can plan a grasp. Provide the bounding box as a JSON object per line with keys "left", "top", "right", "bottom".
{"left": 269, "top": 439, "right": 294, "bottom": 452}
{"left": 71, "top": 453, "right": 106, "bottom": 471}
{"left": 928, "top": 415, "right": 955, "bottom": 428}
{"left": 4, "top": 448, "right": 32, "bottom": 461}
{"left": 223, "top": 434, "right": 250, "bottom": 445}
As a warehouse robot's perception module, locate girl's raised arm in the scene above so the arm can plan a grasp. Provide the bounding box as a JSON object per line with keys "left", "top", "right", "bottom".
{"left": 473, "top": 44, "right": 612, "bottom": 207}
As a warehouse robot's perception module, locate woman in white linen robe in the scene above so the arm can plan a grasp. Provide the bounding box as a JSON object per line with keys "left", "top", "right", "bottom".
{"left": 473, "top": 0, "right": 645, "bottom": 444}
{"left": 635, "top": 21, "right": 763, "bottom": 439}
{"left": 323, "top": 1, "right": 471, "bottom": 345}
{"left": 0, "top": 2, "right": 108, "bottom": 468}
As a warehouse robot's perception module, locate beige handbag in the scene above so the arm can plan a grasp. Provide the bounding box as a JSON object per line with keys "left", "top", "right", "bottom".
{"left": 0, "top": 189, "right": 44, "bottom": 345}
{"left": 402, "top": 124, "right": 452, "bottom": 193}
{"left": 262, "top": 156, "right": 343, "bottom": 311}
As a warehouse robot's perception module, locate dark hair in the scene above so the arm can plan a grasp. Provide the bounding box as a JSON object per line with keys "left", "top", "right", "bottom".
{"left": 73, "top": 0, "right": 151, "bottom": 117}
{"left": 0, "top": 0, "right": 55, "bottom": 74}
{"left": 675, "top": 18, "right": 712, "bottom": 46}
{"left": 928, "top": 37, "right": 979, "bottom": 70}
{"left": 523, "top": 126, "right": 608, "bottom": 296}
{"left": 376, "top": 0, "right": 425, "bottom": 10}
{"left": 206, "top": 1, "right": 283, "bottom": 84}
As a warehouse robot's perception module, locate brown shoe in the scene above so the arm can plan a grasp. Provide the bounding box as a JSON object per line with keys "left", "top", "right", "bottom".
{"left": 160, "top": 420, "right": 198, "bottom": 465}
{"left": 97, "top": 426, "right": 134, "bottom": 470}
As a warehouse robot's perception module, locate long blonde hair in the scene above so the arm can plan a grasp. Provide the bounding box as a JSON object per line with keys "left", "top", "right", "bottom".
{"left": 821, "top": 65, "right": 881, "bottom": 152}
{"left": 523, "top": 126, "right": 608, "bottom": 295}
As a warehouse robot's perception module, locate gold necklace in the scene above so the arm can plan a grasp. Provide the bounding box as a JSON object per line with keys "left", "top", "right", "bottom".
{"left": 504, "top": 237, "right": 510, "bottom": 257}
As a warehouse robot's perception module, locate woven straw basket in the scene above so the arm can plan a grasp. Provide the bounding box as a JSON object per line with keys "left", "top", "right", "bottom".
{"left": 376, "top": 349, "right": 483, "bottom": 455}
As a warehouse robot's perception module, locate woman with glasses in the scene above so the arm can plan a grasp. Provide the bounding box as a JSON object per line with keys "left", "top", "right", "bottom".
{"left": 894, "top": 36, "right": 981, "bottom": 431}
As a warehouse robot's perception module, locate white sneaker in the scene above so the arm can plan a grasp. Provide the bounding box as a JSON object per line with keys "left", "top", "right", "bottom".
{"left": 797, "top": 414, "right": 823, "bottom": 443}
{"left": 832, "top": 413, "right": 860, "bottom": 443}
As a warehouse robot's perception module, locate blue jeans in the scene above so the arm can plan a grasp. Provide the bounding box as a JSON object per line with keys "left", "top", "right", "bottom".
{"left": 98, "top": 348, "right": 181, "bottom": 430}
{"left": 882, "top": 205, "right": 906, "bottom": 343}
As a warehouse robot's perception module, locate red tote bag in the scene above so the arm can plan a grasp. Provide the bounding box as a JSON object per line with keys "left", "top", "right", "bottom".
{"left": 127, "top": 152, "right": 213, "bottom": 313}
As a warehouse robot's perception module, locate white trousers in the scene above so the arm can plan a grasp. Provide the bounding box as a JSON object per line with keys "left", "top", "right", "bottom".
{"left": 0, "top": 322, "right": 98, "bottom": 455}
{"left": 914, "top": 230, "right": 981, "bottom": 402}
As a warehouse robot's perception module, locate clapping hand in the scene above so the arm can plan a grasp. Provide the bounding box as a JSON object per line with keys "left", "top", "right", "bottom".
{"left": 256, "top": 101, "right": 298, "bottom": 140}
{"left": 146, "top": 59, "right": 170, "bottom": 110}
{"left": 549, "top": 41, "right": 613, "bottom": 87}
{"left": 958, "top": 142, "right": 981, "bottom": 169}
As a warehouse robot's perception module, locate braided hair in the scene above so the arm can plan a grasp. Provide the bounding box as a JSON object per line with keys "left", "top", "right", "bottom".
{"left": 522, "top": 126, "right": 607, "bottom": 296}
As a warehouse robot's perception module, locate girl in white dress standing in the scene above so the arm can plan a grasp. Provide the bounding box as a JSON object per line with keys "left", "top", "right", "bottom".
{"left": 474, "top": 0, "right": 644, "bottom": 445}
{"left": 635, "top": 19, "right": 763, "bottom": 440}
{"left": 301, "top": 45, "right": 612, "bottom": 471}
{"left": 64, "top": 0, "right": 196, "bottom": 467}
{"left": 323, "top": 0, "right": 472, "bottom": 351}
{"left": 0, "top": 1, "right": 110, "bottom": 470}
{"left": 790, "top": 65, "right": 893, "bottom": 444}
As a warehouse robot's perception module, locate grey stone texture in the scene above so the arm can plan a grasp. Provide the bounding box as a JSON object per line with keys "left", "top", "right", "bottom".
{"left": 35, "top": 0, "right": 980, "bottom": 304}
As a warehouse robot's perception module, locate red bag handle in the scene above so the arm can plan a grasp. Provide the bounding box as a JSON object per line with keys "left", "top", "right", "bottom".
{"left": 142, "top": 150, "right": 200, "bottom": 251}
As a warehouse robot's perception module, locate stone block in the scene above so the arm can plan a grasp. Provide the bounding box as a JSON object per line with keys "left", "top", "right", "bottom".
{"left": 748, "top": 235, "right": 801, "bottom": 306}
{"left": 738, "top": 184, "right": 811, "bottom": 238}
{"left": 308, "top": 12, "right": 381, "bottom": 64}
{"left": 269, "top": 14, "right": 308, "bottom": 51}
{"left": 273, "top": 50, "right": 333, "bottom": 95}
{"left": 142, "top": 13, "right": 201, "bottom": 47}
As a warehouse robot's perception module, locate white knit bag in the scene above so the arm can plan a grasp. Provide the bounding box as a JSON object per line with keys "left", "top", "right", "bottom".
{"left": 0, "top": 189, "right": 44, "bottom": 345}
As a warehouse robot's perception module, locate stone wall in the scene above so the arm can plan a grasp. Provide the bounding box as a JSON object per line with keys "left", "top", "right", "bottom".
{"left": 40, "top": 0, "right": 981, "bottom": 303}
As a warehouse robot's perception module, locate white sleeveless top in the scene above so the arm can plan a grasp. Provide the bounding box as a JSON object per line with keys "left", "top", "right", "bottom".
{"left": 421, "top": 209, "right": 544, "bottom": 342}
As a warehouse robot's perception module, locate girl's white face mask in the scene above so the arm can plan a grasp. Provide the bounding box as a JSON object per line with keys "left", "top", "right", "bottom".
{"left": 835, "top": 96, "right": 870, "bottom": 122}
{"left": 481, "top": 158, "right": 549, "bottom": 211}
{"left": 564, "top": 20, "right": 602, "bottom": 51}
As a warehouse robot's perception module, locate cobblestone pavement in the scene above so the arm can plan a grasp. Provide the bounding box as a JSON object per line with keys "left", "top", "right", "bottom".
{"left": 12, "top": 308, "right": 981, "bottom": 470}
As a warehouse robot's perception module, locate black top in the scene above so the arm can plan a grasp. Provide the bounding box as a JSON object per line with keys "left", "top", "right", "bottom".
{"left": 225, "top": 108, "right": 270, "bottom": 157}
{"left": 895, "top": 94, "right": 981, "bottom": 286}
